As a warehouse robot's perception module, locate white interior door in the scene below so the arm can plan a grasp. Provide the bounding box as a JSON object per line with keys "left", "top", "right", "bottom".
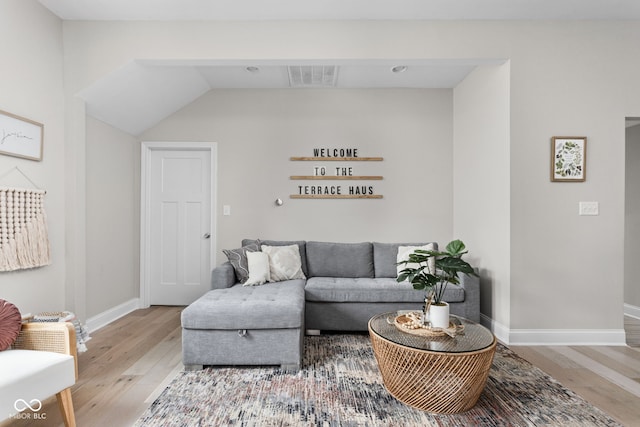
{"left": 146, "top": 146, "right": 214, "bottom": 305}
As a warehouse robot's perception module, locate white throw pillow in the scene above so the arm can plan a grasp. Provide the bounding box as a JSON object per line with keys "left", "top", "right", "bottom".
{"left": 244, "top": 251, "right": 271, "bottom": 286}
{"left": 397, "top": 244, "right": 436, "bottom": 280}
{"left": 261, "top": 244, "right": 306, "bottom": 282}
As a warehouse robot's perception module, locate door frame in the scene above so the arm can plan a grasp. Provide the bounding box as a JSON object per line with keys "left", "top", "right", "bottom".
{"left": 140, "top": 141, "right": 217, "bottom": 308}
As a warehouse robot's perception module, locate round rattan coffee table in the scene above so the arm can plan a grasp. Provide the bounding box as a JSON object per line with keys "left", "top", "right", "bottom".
{"left": 368, "top": 312, "right": 496, "bottom": 414}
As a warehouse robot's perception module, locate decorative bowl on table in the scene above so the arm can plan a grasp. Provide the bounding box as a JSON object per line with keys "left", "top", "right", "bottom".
{"left": 393, "top": 312, "right": 464, "bottom": 337}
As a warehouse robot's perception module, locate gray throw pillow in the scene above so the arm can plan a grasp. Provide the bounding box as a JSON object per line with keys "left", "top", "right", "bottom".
{"left": 261, "top": 244, "right": 306, "bottom": 282}
{"left": 222, "top": 241, "right": 261, "bottom": 284}
{"left": 242, "top": 239, "right": 308, "bottom": 277}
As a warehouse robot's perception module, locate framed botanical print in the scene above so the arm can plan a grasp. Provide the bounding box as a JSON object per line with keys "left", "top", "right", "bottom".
{"left": 551, "top": 136, "right": 586, "bottom": 182}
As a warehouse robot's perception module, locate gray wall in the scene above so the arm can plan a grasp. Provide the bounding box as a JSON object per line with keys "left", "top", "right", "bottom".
{"left": 625, "top": 124, "right": 640, "bottom": 310}
{"left": 49, "top": 18, "right": 640, "bottom": 337}
{"left": 0, "top": 15, "right": 640, "bottom": 335}
{"left": 0, "top": 1, "right": 66, "bottom": 314}
{"left": 140, "top": 89, "right": 455, "bottom": 259}
{"left": 86, "top": 117, "right": 140, "bottom": 317}
{"left": 453, "top": 63, "right": 511, "bottom": 327}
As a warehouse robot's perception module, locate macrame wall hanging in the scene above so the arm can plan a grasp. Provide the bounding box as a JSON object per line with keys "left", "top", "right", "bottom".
{"left": 0, "top": 187, "right": 50, "bottom": 271}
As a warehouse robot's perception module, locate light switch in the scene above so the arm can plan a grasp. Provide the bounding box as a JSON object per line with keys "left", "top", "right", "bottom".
{"left": 223, "top": 205, "right": 231, "bottom": 216}
{"left": 579, "top": 201, "right": 599, "bottom": 216}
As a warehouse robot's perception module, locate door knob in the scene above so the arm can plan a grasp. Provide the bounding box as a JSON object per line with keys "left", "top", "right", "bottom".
{"left": 203, "top": 233, "right": 211, "bottom": 239}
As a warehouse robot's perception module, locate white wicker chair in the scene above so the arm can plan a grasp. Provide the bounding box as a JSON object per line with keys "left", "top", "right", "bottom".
{"left": 0, "top": 322, "right": 78, "bottom": 426}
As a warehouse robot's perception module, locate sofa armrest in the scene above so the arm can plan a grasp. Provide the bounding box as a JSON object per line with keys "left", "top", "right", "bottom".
{"left": 13, "top": 322, "right": 78, "bottom": 380}
{"left": 457, "top": 273, "right": 481, "bottom": 323}
{"left": 211, "top": 262, "right": 238, "bottom": 289}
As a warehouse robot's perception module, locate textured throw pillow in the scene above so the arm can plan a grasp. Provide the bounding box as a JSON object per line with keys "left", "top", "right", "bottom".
{"left": 0, "top": 299, "right": 22, "bottom": 351}
{"left": 261, "top": 244, "right": 306, "bottom": 282}
{"left": 244, "top": 252, "right": 271, "bottom": 286}
{"left": 397, "top": 244, "right": 436, "bottom": 280}
{"left": 222, "top": 241, "right": 261, "bottom": 284}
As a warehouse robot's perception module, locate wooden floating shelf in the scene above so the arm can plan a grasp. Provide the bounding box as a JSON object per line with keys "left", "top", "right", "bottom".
{"left": 290, "top": 157, "right": 383, "bottom": 161}
{"left": 290, "top": 194, "right": 383, "bottom": 199}
{"left": 290, "top": 176, "right": 383, "bottom": 180}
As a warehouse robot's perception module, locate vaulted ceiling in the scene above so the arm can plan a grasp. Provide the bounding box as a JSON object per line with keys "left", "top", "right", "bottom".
{"left": 76, "top": 60, "right": 503, "bottom": 135}
{"left": 38, "top": 0, "right": 640, "bottom": 135}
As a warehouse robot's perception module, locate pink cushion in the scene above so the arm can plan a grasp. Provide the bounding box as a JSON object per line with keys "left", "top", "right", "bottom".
{"left": 0, "top": 299, "right": 21, "bottom": 351}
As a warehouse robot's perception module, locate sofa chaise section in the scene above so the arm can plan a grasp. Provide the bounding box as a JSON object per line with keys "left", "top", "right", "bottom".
{"left": 181, "top": 279, "right": 305, "bottom": 371}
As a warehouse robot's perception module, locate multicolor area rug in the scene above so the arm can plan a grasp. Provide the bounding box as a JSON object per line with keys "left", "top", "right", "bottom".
{"left": 135, "top": 335, "right": 621, "bottom": 426}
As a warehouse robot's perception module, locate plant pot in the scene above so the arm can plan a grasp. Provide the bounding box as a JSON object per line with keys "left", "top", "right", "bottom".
{"left": 429, "top": 302, "right": 449, "bottom": 329}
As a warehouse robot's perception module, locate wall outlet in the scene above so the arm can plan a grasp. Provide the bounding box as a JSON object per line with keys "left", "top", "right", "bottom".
{"left": 223, "top": 205, "right": 231, "bottom": 216}
{"left": 579, "top": 201, "right": 599, "bottom": 216}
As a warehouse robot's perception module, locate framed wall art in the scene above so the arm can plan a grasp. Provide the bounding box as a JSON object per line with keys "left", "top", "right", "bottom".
{"left": 0, "top": 110, "right": 44, "bottom": 161}
{"left": 551, "top": 136, "right": 586, "bottom": 182}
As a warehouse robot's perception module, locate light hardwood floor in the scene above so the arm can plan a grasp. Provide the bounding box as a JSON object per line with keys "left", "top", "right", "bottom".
{"left": 511, "top": 322, "right": 640, "bottom": 426}
{"left": 3, "top": 306, "right": 184, "bottom": 427}
{"left": 3, "top": 308, "right": 640, "bottom": 427}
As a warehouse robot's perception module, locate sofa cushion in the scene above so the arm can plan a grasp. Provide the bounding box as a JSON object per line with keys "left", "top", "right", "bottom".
{"left": 397, "top": 244, "right": 436, "bottom": 278}
{"left": 243, "top": 239, "right": 308, "bottom": 277}
{"left": 222, "top": 241, "right": 261, "bottom": 284}
{"left": 181, "top": 280, "right": 305, "bottom": 330}
{"left": 244, "top": 252, "right": 271, "bottom": 286}
{"left": 305, "top": 277, "right": 465, "bottom": 303}
{"left": 306, "top": 241, "right": 374, "bottom": 278}
{"left": 373, "top": 242, "right": 438, "bottom": 278}
{"left": 261, "top": 244, "right": 306, "bottom": 282}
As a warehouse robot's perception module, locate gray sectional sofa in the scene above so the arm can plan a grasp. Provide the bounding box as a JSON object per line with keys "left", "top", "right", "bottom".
{"left": 181, "top": 239, "right": 480, "bottom": 371}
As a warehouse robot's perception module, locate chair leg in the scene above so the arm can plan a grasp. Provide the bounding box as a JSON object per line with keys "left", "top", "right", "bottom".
{"left": 56, "top": 388, "right": 76, "bottom": 427}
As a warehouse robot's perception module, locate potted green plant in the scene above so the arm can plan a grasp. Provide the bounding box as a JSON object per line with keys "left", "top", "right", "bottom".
{"left": 397, "top": 239, "right": 477, "bottom": 329}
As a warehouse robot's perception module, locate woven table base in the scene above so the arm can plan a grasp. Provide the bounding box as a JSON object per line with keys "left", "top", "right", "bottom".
{"left": 369, "top": 325, "right": 496, "bottom": 414}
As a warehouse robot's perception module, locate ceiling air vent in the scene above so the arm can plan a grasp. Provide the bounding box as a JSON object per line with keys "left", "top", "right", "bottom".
{"left": 288, "top": 65, "right": 338, "bottom": 88}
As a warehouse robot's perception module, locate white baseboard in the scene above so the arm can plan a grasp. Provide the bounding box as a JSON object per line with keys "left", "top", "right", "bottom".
{"left": 480, "top": 313, "right": 509, "bottom": 343}
{"left": 84, "top": 302, "right": 632, "bottom": 344}
{"left": 480, "top": 313, "right": 627, "bottom": 346}
{"left": 86, "top": 298, "right": 141, "bottom": 333}
{"left": 624, "top": 303, "right": 640, "bottom": 320}
{"left": 507, "top": 328, "right": 627, "bottom": 346}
